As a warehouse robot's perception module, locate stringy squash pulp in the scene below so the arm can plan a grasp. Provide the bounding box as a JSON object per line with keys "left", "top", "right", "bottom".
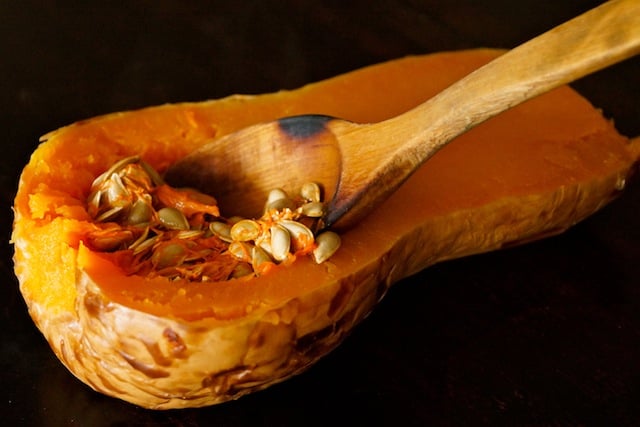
{"left": 12, "top": 49, "right": 640, "bottom": 409}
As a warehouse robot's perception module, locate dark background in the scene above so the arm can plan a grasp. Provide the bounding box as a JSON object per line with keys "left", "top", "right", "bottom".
{"left": 2, "top": 1, "right": 640, "bottom": 425}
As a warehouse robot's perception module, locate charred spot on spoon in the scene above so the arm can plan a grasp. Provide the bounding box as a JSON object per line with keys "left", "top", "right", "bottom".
{"left": 278, "top": 115, "right": 334, "bottom": 139}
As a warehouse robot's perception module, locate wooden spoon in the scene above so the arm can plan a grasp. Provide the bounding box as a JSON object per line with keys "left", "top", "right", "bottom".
{"left": 166, "top": 0, "right": 640, "bottom": 230}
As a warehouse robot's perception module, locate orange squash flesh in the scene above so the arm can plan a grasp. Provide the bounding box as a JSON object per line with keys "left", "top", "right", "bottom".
{"left": 12, "top": 49, "right": 640, "bottom": 408}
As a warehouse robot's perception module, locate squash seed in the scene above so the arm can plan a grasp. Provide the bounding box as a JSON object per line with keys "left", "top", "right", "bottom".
{"left": 264, "top": 188, "right": 296, "bottom": 212}
{"left": 104, "top": 155, "right": 140, "bottom": 178}
{"left": 299, "top": 201, "right": 325, "bottom": 218}
{"left": 252, "top": 245, "right": 273, "bottom": 274}
{"left": 87, "top": 228, "right": 134, "bottom": 251}
{"left": 230, "top": 262, "right": 254, "bottom": 279}
{"left": 228, "top": 241, "right": 253, "bottom": 262}
{"left": 265, "top": 197, "right": 296, "bottom": 213}
{"left": 312, "top": 231, "right": 341, "bottom": 263}
{"left": 158, "top": 207, "right": 190, "bottom": 230}
{"left": 94, "top": 206, "right": 124, "bottom": 223}
{"left": 132, "top": 235, "right": 158, "bottom": 255}
{"left": 279, "top": 220, "right": 314, "bottom": 252}
{"left": 300, "top": 182, "right": 321, "bottom": 203}
{"left": 91, "top": 155, "right": 140, "bottom": 188}
{"left": 152, "top": 242, "right": 187, "bottom": 269}
{"left": 230, "top": 219, "right": 261, "bottom": 241}
{"left": 176, "top": 230, "right": 204, "bottom": 240}
{"left": 139, "top": 159, "right": 165, "bottom": 186}
{"left": 269, "top": 224, "right": 291, "bottom": 261}
{"left": 209, "top": 221, "right": 233, "bottom": 242}
{"left": 255, "top": 236, "right": 273, "bottom": 256}
{"left": 125, "top": 198, "right": 154, "bottom": 225}
{"left": 128, "top": 226, "right": 150, "bottom": 250}
{"left": 266, "top": 188, "right": 289, "bottom": 204}
{"left": 227, "top": 215, "right": 244, "bottom": 225}
{"left": 105, "top": 173, "right": 130, "bottom": 208}
{"left": 87, "top": 190, "right": 103, "bottom": 217}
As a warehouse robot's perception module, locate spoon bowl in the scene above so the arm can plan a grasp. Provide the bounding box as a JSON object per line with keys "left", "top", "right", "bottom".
{"left": 166, "top": 0, "right": 640, "bottom": 230}
{"left": 167, "top": 114, "right": 346, "bottom": 221}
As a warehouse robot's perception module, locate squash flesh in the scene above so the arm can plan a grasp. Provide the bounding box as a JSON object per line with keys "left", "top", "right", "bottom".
{"left": 11, "top": 49, "right": 640, "bottom": 408}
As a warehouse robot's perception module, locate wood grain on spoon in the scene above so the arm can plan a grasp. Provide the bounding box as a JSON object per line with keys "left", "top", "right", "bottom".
{"left": 166, "top": 0, "right": 640, "bottom": 230}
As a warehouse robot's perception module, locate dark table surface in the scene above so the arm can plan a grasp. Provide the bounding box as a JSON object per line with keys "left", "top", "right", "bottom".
{"left": 2, "top": 1, "right": 640, "bottom": 426}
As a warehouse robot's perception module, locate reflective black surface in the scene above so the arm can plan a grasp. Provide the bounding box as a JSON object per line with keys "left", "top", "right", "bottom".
{"left": 2, "top": 1, "right": 640, "bottom": 425}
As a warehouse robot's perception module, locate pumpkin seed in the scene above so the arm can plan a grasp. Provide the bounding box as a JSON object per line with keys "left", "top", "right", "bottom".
{"left": 139, "top": 159, "right": 165, "bottom": 186}
{"left": 228, "top": 241, "right": 253, "bottom": 262}
{"left": 132, "top": 235, "right": 158, "bottom": 255}
{"left": 152, "top": 242, "right": 187, "bottom": 269}
{"left": 104, "top": 156, "right": 140, "bottom": 178}
{"left": 265, "top": 197, "right": 296, "bottom": 212}
{"left": 94, "top": 206, "right": 124, "bottom": 223}
{"left": 90, "top": 170, "right": 110, "bottom": 191}
{"left": 279, "top": 220, "right": 314, "bottom": 251}
{"left": 87, "top": 190, "right": 103, "bottom": 216}
{"left": 105, "top": 173, "right": 129, "bottom": 207}
{"left": 158, "top": 207, "right": 190, "bottom": 230}
{"left": 230, "top": 219, "right": 261, "bottom": 241}
{"left": 209, "top": 221, "right": 233, "bottom": 242}
{"left": 252, "top": 245, "right": 273, "bottom": 273}
{"left": 120, "top": 166, "right": 154, "bottom": 193}
{"left": 264, "top": 188, "right": 296, "bottom": 212}
{"left": 266, "top": 188, "right": 289, "bottom": 204}
{"left": 177, "top": 230, "right": 204, "bottom": 240}
{"left": 125, "top": 198, "right": 154, "bottom": 225}
{"left": 299, "top": 201, "right": 325, "bottom": 218}
{"left": 230, "top": 262, "right": 254, "bottom": 279}
{"left": 300, "top": 182, "right": 321, "bottom": 203}
{"left": 91, "top": 156, "right": 140, "bottom": 188}
{"left": 128, "top": 226, "right": 150, "bottom": 250}
{"left": 88, "top": 229, "right": 134, "bottom": 251}
{"left": 227, "top": 215, "right": 244, "bottom": 225}
{"left": 256, "top": 236, "right": 273, "bottom": 256}
{"left": 269, "top": 224, "right": 291, "bottom": 261}
{"left": 312, "top": 231, "right": 341, "bottom": 263}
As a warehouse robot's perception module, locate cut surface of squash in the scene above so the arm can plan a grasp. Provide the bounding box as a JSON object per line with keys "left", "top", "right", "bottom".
{"left": 12, "top": 49, "right": 640, "bottom": 408}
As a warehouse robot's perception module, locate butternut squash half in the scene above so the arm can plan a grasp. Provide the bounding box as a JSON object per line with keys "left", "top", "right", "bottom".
{"left": 12, "top": 49, "right": 640, "bottom": 409}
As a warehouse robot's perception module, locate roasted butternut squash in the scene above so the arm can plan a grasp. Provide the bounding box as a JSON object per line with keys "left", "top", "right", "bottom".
{"left": 12, "top": 49, "right": 640, "bottom": 409}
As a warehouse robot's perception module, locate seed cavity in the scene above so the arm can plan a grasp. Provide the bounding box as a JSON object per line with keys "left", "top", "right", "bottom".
{"left": 84, "top": 156, "right": 341, "bottom": 282}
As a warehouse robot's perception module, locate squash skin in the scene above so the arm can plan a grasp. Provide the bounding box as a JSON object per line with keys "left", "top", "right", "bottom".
{"left": 12, "top": 49, "right": 640, "bottom": 408}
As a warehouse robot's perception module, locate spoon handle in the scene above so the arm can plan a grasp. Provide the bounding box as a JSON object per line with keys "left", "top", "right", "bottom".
{"left": 331, "top": 0, "right": 640, "bottom": 227}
